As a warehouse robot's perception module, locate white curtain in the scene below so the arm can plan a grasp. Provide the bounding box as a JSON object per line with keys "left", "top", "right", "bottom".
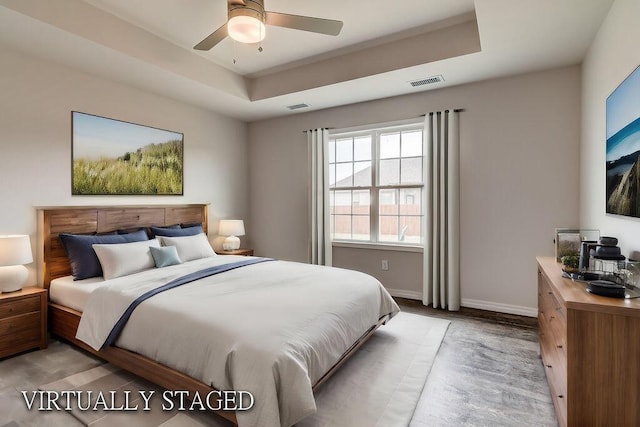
{"left": 422, "top": 110, "right": 460, "bottom": 310}
{"left": 308, "top": 128, "right": 332, "bottom": 266}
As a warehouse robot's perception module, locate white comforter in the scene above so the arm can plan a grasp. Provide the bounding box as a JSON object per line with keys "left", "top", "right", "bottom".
{"left": 76, "top": 256, "right": 399, "bottom": 427}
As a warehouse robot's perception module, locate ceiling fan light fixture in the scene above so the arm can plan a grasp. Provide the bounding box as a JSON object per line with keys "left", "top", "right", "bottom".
{"left": 227, "top": 6, "right": 266, "bottom": 44}
{"left": 193, "top": 0, "right": 343, "bottom": 51}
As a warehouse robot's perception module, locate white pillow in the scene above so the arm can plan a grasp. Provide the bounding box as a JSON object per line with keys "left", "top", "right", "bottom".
{"left": 157, "top": 233, "right": 216, "bottom": 262}
{"left": 92, "top": 239, "right": 160, "bottom": 280}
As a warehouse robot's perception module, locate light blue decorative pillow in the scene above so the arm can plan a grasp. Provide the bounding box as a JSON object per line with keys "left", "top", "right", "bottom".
{"left": 150, "top": 245, "right": 182, "bottom": 268}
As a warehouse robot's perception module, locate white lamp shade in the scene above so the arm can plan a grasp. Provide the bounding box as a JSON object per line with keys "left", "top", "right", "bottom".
{"left": 0, "top": 235, "right": 33, "bottom": 266}
{"left": 228, "top": 15, "right": 266, "bottom": 43}
{"left": 219, "top": 220, "right": 246, "bottom": 237}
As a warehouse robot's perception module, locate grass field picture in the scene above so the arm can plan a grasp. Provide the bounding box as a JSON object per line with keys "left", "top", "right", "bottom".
{"left": 72, "top": 112, "right": 183, "bottom": 195}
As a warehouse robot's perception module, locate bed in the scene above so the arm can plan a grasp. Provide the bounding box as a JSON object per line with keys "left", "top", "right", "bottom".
{"left": 38, "top": 204, "right": 399, "bottom": 427}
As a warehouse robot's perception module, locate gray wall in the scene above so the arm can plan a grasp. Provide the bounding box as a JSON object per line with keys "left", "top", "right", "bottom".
{"left": 248, "top": 66, "right": 581, "bottom": 315}
{"left": 0, "top": 44, "right": 249, "bottom": 285}
{"left": 580, "top": 0, "right": 640, "bottom": 255}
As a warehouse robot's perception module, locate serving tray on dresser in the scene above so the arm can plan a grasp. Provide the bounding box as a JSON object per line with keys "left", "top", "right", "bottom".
{"left": 537, "top": 256, "right": 640, "bottom": 427}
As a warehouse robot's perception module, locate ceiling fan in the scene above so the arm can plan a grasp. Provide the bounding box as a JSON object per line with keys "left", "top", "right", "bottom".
{"left": 194, "top": 0, "right": 343, "bottom": 50}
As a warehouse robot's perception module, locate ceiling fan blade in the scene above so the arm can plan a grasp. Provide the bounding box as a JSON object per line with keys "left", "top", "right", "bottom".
{"left": 265, "top": 11, "right": 343, "bottom": 36}
{"left": 229, "top": 0, "right": 246, "bottom": 5}
{"left": 194, "top": 24, "right": 228, "bottom": 50}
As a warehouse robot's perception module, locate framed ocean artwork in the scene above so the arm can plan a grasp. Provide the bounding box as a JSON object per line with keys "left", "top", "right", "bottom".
{"left": 72, "top": 112, "right": 184, "bottom": 195}
{"left": 606, "top": 64, "right": 640, "bottom": 217}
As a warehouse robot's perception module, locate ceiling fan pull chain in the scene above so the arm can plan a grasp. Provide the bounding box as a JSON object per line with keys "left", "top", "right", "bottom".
{"left": 233, "top": 40, "right": 237, "bottom": 64}
{"left": 258, "top": 11, "right": 264, "bottom": 53}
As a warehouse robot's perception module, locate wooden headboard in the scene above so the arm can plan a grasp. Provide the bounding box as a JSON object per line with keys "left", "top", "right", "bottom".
{"left": 37, "top": 204, "right": 208, "bottom": 288}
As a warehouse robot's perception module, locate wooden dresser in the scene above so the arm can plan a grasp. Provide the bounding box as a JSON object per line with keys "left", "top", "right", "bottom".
{"left": 0, "top": 287, "right": 47, "bottom": 359}
{"left": 537, "top": 256, "right": 640, "bottom": 426}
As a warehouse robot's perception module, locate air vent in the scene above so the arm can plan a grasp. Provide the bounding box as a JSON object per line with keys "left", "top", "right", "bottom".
{"left": 409, "top": 75, "right": 444, "bottom": 87}
{"left": 286, "top": 103, "right": 310, "bottom": 110}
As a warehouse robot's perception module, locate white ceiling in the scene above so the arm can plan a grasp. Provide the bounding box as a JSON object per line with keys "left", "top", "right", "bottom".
{"left": 0, "top": 0, "right": 614, "bottom": 122}
{"left": 82, "top": 0, "right": 476, "bottom": 76}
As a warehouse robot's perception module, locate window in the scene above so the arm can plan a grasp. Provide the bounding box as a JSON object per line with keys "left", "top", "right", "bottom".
{"left": 328, "top": 122, "right": 424, "bottom": 246}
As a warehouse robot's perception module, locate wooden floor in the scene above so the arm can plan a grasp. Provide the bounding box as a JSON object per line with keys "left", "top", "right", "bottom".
{"left": 401, "top": 299, "right": 557, "bottom": 427}
{"left": 0, "top": 299, "right": 556, "bottom": 427}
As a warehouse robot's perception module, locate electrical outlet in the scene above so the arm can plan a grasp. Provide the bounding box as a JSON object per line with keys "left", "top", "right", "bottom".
{"left": 381, "top": 260, "right": 389, "bottom": 271}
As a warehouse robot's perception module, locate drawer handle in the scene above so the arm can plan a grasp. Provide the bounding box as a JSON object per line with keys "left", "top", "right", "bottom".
{"left": 548, "top": 291, "right": 553, "bottom": 295}
{"left": 550, "top": 315, "right": 555, "bottom": 319}
{"left": 558, "top": 395, "right": 564, "bottom": 399}
{"left": 557, "top": 345, "right": 563, "bottom": 349}
{"left": 546, "top": 364, "right": 552, "bottom": 368}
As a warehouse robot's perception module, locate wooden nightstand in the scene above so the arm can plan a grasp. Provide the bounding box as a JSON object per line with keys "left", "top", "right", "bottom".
{"left": 0, "top": 287, "right": 47, "bottom": 359}
{"left": 218, "top": 248, "right": 254, "bottom": 256}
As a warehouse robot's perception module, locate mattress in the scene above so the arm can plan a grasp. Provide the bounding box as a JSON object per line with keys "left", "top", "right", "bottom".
{"left": 49, "top": 275, "right": 104, "bottom": 312}
{"left": 75, "top": 256, "right": 400, "bottom": 427}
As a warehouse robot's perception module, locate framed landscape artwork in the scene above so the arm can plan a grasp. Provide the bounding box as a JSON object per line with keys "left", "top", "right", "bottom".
{"left": 72, "top": 112, "right": 184, "bottom": 195}
{"left": 606, "top": 64, "right": 640, "bottom": 217}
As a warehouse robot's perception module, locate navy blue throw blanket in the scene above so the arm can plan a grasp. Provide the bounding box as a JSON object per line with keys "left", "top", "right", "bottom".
{"left": 102, "top": 257, "right": 274, "bottom": 349}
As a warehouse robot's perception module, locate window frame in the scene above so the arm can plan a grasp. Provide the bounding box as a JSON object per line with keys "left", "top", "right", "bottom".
{"left": 328, "top": 120, "right": 425, "bottom": 248}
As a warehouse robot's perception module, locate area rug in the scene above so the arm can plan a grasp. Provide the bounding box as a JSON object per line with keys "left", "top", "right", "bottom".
{"left": 39, "top": 312, "right": 449, "bottom": 427}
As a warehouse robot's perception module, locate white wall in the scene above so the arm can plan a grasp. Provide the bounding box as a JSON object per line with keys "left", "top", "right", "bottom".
{"left": 0, "top": 44, "right": 249, "bottom": 285}
{"left": 581, "top": 0, "right": 640, "bottom": 256}
{"left": 249, "top": 66, "right": 581, "bottom": 316}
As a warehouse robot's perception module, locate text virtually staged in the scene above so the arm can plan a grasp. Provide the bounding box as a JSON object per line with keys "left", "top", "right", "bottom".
{"left": 21, "top": 389, "right": 255, "bottom": 412}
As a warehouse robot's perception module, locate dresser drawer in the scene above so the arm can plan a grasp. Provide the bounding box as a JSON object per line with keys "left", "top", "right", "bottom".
{"left": 539, "top": 314, "right": 568, "bottom": 427}
{"left": 0, "top": 295, "right": 40, "bottom": 319}
{"left": 547, "top": 310, "right": 567, "bottom": 359}
{"left": 539, "top": 277, "right": 566, "bottom": 322}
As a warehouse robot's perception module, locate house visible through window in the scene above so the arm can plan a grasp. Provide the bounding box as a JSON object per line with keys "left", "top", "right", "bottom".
{"left": 328, "top": 121, "right": 424, "bottom": 245}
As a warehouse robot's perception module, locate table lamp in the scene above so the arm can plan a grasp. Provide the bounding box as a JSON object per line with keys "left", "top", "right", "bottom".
{"left": 0, "top": 235, "right": 33, "bottom": 293}
{"left": 219, "top": 220, "right": 245, "bottom": 251}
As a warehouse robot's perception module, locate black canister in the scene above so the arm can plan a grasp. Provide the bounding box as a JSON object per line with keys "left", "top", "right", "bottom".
{"left": 580, "top": 240, "right": 598, "bottom": 270}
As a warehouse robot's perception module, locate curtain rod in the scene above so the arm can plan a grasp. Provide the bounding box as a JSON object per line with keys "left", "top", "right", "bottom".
{"left": 420, "top": 108, "right": 465, "bottom": 116}
{"left": 303, "top": 109, "right": 464, "bottom": 133}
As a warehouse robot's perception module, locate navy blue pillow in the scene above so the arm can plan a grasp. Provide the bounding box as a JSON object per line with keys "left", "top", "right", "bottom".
{"left": 150, "top": 225, "right": 203, "bottom": 237}
{"left": 117, "top": 227, "right": 148, "bottom": 235}
{"left": 147, "top": 224, "right": 181, "bottom": 238}
{"left": 59, "top": 229, "right": 149, "bottom": 280}
{"left": 180, "top": 222, "right": 202, "bottom": 228}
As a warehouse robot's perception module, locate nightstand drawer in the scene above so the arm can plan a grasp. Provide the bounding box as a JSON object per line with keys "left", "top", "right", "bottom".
{"left": 218, "top": 248, "right": 254, "bottom": 256}
{"left": 0, "top": 327, "right": 41, "bottom": 356}
{"left": 0, "top": 288, "right": 47, "bottom": 358}
{"left": 0, "top": 312, "right": 41, "bottom": 337}
{"left": 0, "top": 295, "right": 40, "bottom": 319}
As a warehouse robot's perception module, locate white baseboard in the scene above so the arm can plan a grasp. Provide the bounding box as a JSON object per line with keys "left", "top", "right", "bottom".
{"left": 385, "top": 289, "right": 538, "bottom": 318}
{"left": 461, "top": 298, "right": 538, "bottom": 318}
{"left": 386, "top": 288, "right": 422, "bottom": 301}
